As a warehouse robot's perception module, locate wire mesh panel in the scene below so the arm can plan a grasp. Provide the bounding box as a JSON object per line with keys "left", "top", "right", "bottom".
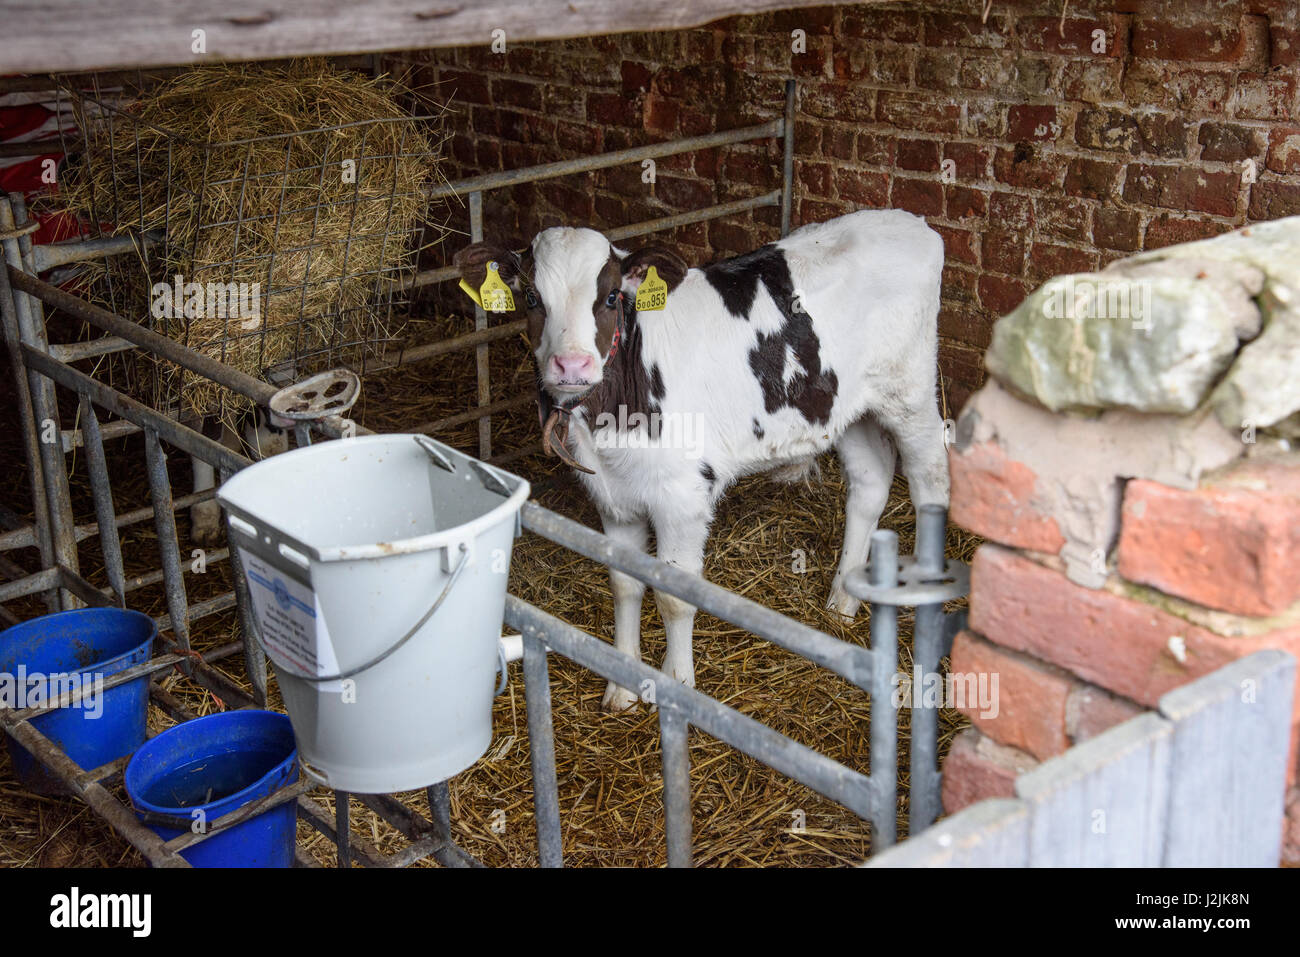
{"left": 46, "top": 63, "right": 449, "bottom": 424}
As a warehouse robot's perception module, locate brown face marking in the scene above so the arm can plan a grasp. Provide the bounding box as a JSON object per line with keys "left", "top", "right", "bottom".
{"left": 591, "top": 254, "right": 622, "bottom": 358}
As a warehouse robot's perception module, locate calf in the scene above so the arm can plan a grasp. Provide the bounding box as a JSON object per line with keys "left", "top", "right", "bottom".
{"left": 455, "top": 209, "right": 948, "bottom": 711}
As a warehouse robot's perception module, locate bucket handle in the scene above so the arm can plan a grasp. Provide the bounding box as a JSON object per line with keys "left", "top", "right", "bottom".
{"left": 256, "top": 543, "right": 472, "bottom": 684}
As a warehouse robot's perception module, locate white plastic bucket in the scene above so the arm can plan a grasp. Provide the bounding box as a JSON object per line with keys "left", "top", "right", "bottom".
{"left": 217, "top": 433, "right": 530, "bottom": 793}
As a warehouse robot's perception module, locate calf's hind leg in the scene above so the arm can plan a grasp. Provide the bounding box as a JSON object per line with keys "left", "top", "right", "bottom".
{"left": 827, "top": 417, "right": 897, "bottom": 620}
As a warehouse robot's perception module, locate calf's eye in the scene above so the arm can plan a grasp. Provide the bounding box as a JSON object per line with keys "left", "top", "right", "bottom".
{"left": 525, "top": 289, "right": 540, "bottom": 308}
{"left": 605, "top": 290, "right": 619, "bottom": 308}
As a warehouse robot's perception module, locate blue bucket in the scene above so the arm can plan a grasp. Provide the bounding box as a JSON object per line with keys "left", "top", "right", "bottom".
{"left": 124, "top": 710, "right": 298, "bottom": 867}
{"left": 0, "top": 607, "right": 156, "bottom": 795}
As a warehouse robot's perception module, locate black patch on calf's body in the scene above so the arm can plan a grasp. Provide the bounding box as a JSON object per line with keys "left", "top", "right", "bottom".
{"left": 752, "top": 418, "right": 765, "bottom": 439}
{"left": 700, "top": 462, "right": 717, "bottom": 492}
{"left": 707, "top": 244, "right": 840, "bottom": 425}
{"left": 649, "top": 364, "right": 666, "bottom": 403}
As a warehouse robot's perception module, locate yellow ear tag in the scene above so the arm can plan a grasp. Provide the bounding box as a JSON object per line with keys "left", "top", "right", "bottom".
{"left": 635, "top": 265, "right": 668, "bottom": 312}
{"left": 479, "top": 262, "right": 515, "bottom": 313}
{"left": 458, "top": 278, "right": 483, "bottom": 308}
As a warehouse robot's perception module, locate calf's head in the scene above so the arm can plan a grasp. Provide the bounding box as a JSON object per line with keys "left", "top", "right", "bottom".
{"left": 454, "top": 227, "right": 686, "bottom": 402}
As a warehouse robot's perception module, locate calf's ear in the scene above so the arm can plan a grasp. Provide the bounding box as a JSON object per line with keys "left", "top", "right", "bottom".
{"left": 453, "top": 242, "right": 530, "bottom": 312}
{"left": 620, "top": 245, "right": 688, "bottom": 294}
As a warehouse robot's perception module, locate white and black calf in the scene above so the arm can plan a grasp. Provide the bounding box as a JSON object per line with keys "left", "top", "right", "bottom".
{"left": 455, "top": 209, "right": 949, "bottom": 711}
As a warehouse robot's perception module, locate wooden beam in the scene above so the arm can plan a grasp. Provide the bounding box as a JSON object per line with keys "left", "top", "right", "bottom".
{"left": 0, "top": 0, "right": 871, "bottom": 75}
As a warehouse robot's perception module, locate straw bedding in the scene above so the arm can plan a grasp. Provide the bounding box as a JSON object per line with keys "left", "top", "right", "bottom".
{"left": 49, "top": 61, "right": 444, "bottom": 423}
{"left": 0, "top": 306, "right": 976, "bottom": 867}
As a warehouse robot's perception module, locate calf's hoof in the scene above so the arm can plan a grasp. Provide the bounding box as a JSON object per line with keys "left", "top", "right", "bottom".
{"left": 190, "top": 510, "right": 224, "bottom": 548}
{"left": 825, "top": 585, "right": 862, "bottom": 622}
{"left": 601, "top": 681, "right": 639, "bottom": 713}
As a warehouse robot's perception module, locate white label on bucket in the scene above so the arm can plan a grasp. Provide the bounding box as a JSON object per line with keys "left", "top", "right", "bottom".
{"left": 238, "top": 549, "right": 345, "bottom": 693}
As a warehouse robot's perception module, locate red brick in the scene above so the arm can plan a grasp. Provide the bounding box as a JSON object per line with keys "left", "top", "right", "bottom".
{"left": 643, "top": 95, "right": 679, "bottom": 135}
{"left": 952, "top": 631, "right": 1072, "bottom": 760}
{"left": 1075, "top": 107, "right": 1140, "bottom": 154}
{"left": 439, "top": 68, "right": 490, "bottom": 105}
{"left": 896, "top": 137, "right": 942, "bottom": 172}
{"left": 1065, "top": 683, "right": 1145, "bottom": 744}
{"left": 841, "top": 8, "right": 920, "bottom": 43}
{"left": 938, "top": 302, "right": 992, "bottom": 348}
{"left": 1093, "top": 207, "right": 1143, "bottom": 251}
{"left": 941, "top": 728, "right": 1037, "bottom": 815}
{"left": 1122, "top": 164, "right": 1242, "bottom": 217}
{"left": 968, "top": 544, "right": 1300, "bottom": 711}
{"left": 944, "top": 141, "right": 993, "bottom": 181}
{"left": 1131, "top": 21, "right": 1247, "bottom": 63}
{"left": 945, "top": 185, "right": 987, "bottom": 219}
{"left": 1249, "top": 180, "right": 1300, "bottom": 220}
{"left": 890, "top": 176, "right": 944, "bottom": 217}
{"left": 1118, "top": 464, "right": 1300, "bottom": 617}
{"left": 620, "top": 61, "right": 651, "bottom": 95}
{"left": 1007, "top": 104, "right": 1065, "bottom": 142}
{"left": 1035, "top": 196, "right": 1090, "bottom": 244}
{"left": 823, "top": 126, "right": 856, "bottom": 161}
{"left": 988, "top": 191, "right": 1033, "bottom": 229}
{"left": 655, "top": 175, "right": 713, "bottom": 210}
{"left": 950, "top": 440, "right": 1066, "bottom": 552}
{"left": 1145, "top": 214, "right": 1233, "bottom": 249}
{"left": 981, "top": 229, "right": 1026, "bottom": 275}
{"left": 1061, "top": 58, "right": 1124, "bottom": 102}
{"left": 856, "top": 131, "right": 895, "bottom": 166}
{"left": 934, "top": 224, "right": 977, "bottom": 265}
{"left": 923, "top": 12, "right": 1012, "bottom": 49}
{"left": 586, "top": 92, "right": 637, "bottom": 127}
{"left": 1286, "top": 787, "right": 1300, "bottom": 864}
{"left": 943, "top": 263, "right": 978, "bottom": 305}
{"left": 876, "top": 91, "right": 962, "bottom": 134}
{"left": 994, "top": 144, "right": 1067, "bottom": 190}
{"left": 833, "top": 167, "right": 889, "bottom": 207}
{"left": 1267, "top": 128, "right": 1300, "bottom": 174}
{"left": 1123, "top": 62, "right": 1232, "bottom": 113}
{"left": 795, "top": 159, "right": 832, "bottom": 197}
{"left": 1231, "top": 74, "right": 1298, "bottom": 122}
{"left": 491, "top": 77, "right": 543, "bottom": 111}
{"left": 1027, "top": 242, "right": 1098, "bottom": 282}
{"left": 915, "top": 50, "right": 962, "bottom": 90}
{"left": 1064, "top": 157, "right": 1123, "bottom": 201}
{"left": 1019, "top": 16, "right": 1121, "bottom": 56}
{"left": 1200, "top": 122, "right": 1268, "bottom": 163}
{"left": 1137, "top": 113, "right": 1194, "bottom": 158}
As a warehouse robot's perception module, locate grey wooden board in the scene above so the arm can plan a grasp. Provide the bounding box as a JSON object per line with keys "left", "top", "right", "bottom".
{"left": 1016, "top": 712, "right": 1172, "bottom": 866}
{"left": 866, "top": 799, "right": 1029, "bottom": 868}
{"left": 0, "top": 0, "right": 877, "bottom": 74}
{"left": 1158, "top": 649, "right": 1296, "bottom": 867}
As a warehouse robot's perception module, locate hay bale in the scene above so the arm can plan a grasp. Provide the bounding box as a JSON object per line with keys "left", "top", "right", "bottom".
{"left": 53, "top": 60, "right": 447, "bottom": 420}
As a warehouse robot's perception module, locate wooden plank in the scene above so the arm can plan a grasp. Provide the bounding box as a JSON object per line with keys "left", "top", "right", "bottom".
{"left": 1158, "top": 649, "right": 1295, "bottom": 867}
{"left": 866, "top": 799, "right": 1030, "bottom": 868}
{"left": 0, "top": 0, "right": 874, "bottom": 74}
{"left": 1015, "top": 712, "right": 1172, "bottom": 867}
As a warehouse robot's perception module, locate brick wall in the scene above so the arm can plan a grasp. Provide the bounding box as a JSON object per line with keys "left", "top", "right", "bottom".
{"left": 397, "top": 0, "right": 1300, "bottom": 413}
{"left": 945, "top": 387, "right": 1300, "bottom": 863}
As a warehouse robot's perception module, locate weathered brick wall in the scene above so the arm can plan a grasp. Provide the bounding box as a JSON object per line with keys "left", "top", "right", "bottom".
{"left": 397, "top": 0, "right": 1300, "bottom": 413}
{"left": 945, "top": 392, "right": 1300, "bottom": 863}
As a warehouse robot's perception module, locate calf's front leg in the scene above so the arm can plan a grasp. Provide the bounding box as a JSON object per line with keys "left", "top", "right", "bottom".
{"left": 600, "top": 514, "right": 649, "bottom": 712}
{"left": 650, "top": 506, "right": 711, "bottom": 691}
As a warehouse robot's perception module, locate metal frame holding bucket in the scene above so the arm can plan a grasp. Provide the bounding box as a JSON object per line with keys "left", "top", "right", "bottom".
{"left": 217, "top": 433, "right": 530, "bottom": 794}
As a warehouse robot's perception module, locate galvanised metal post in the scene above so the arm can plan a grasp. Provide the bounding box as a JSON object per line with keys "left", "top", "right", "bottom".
{"left": 867, "top": 528, "right": 900, "bottom": 850}
{"left": 909, "top": 504, "right": 947, "bottom": 833}
{"left": 1, "top": 194, "right": 80, "bottom": 610}
{"left": 469, "top": 189, "right": 491, "bottom": 460}
{"left": 781, "top": 79, "right": 796, "bottom": 238}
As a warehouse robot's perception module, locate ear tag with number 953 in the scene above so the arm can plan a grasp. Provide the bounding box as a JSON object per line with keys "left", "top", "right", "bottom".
{"left": 478, "top": 262, "right": 515, "bottom": 313}
{"left": 635, "top": 266, "right": 668, "bottom": 312}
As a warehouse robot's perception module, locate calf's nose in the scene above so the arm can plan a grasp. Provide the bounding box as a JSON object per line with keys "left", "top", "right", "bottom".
{"left": 551, "top": 353, "right": 595, "bottom": 381}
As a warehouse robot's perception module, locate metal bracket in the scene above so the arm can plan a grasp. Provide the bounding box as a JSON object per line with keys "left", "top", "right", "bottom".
{"left": 268, "top": 368, "right": 361, "bottom": 429}
{"left": 843, "top": 557, "right": 970, "bottom": 607}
